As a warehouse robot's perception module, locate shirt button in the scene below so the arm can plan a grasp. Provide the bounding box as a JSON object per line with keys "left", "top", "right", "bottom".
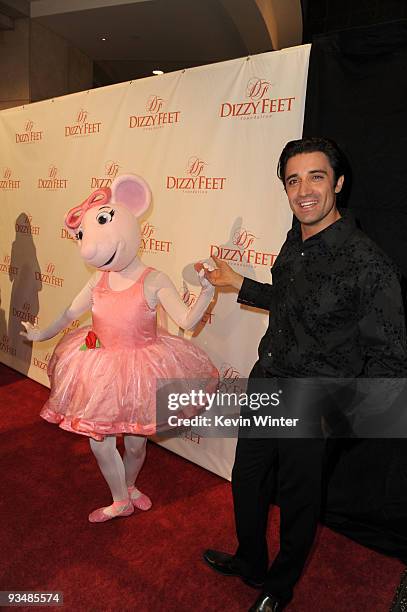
{"left": 290, "top": 277, "right": 294, "bottom": 282}
{"left": 267, "top": 352, "right": 272, "bottom": 357}
{"left": 278, "top": 329, "right": 282, "bottom": 333}
{"left": 301, "top": 252, "right": 305, "bottom": 256}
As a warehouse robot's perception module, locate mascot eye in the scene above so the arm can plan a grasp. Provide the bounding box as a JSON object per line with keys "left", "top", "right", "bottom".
{"left": 75, "top": 230, "right": 83, "bottom": 240}
{"left": 96, "top": 209, "right": 115, "bottom": 225}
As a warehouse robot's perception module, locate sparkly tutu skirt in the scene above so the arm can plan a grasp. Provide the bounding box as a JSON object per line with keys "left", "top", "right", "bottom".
{"left": 41, "top": 326, "right": 218, "bottom": 440}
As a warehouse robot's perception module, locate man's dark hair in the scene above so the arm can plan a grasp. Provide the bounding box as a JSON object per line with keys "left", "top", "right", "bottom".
{"left": 277, "top": 137, "right": 346, "bottom": 186}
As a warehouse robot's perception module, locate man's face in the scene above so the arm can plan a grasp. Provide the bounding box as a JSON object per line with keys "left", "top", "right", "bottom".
{"left": 284, "top": 151, "right": 344, "bottom": 232}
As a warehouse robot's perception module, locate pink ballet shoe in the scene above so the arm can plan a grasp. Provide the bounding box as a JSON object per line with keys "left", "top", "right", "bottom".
{"left": 88, "top": 501, "right": 134, "bottom": 523}
{"left": 128, "top": 486, "right": 152, "bottom": 511}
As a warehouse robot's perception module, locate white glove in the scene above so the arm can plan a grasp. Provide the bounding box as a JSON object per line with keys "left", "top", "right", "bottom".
{"left": 20, "top": 321, "right": 44, "bottom": 342}
{"left": 195, "top": 262, "right": 215, "bottom": 292}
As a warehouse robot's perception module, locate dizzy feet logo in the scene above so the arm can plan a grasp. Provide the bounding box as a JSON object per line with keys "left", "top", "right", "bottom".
{"left": 210, "top": 227, "right": 277, "bottom": 268}
{"left": 37, "top": 166, "right": 68, "bottom": 190}
{"left": 139, "top": 222, "right": 172, "bottom": 254}
{"left": 0, "top": 254, "right": 18, "bottom": 276}
{"left": 65, "top": 109, "right": 102, "bottom": 137}
{"left": 15, "top": 213, "right": 40, "bottom": 236}
{"left": 129, "top": 94, "right": 181, "bottom": 130}
{"left": 12, "top": 302, "right": 39, "bottom": 326}
{"left": 220, "top": 76, "right": 295, "bottom": 120}
{"left": 15, "top": 119, "right": 43, "bottom": 143}
{"left": 33, "top": 352, "right": 51, "bottom": 371}
{"left": 0, "top": 168, "right": 21, "bottom": 190}
{"left": 0, "top": 334, "right": 16, "bottom": 356}
{"left": 35, "top": 262, "right": 64, "bottom": 288}
{"left": 166, "top": 156, "right": 226, "bottom": 193}
{"left": 90, "top": 160, "right": 120, "bottom": 188}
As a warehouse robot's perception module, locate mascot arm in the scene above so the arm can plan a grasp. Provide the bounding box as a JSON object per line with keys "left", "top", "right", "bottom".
{"left": 20, "top": 272, "right": 101, "bottom": 341}
{"left": 147, "top": 270, "right": 214, "bottom": 331}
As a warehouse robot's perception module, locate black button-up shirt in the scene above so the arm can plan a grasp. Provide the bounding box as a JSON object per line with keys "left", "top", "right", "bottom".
{"left": 237, "top": 214, "right": 407, "bottom": 378}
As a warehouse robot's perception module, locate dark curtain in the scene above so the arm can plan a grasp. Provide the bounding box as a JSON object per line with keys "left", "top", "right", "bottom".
{"left": 302, "top": 20, "right": 407, "bottom": 560}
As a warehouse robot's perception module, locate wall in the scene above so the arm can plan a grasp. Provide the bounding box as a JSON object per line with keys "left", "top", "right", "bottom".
{"left": 0, "top": 17, "right": 92, "bottom": 110}
{"left": 0, "top": 18, "right": 30, "bottom": 110}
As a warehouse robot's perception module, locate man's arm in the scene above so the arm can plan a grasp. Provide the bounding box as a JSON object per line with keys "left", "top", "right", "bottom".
{"left": 358, "top": 262, "right": 407, "bottom": 377}
{"left": 204, "top": 256, "right": 244, "bottom": 290}
{"left": 205, "top": 256, "right": 273, "bottom": 311}
{"left": 237, "top": 277, "right": 274, "bottom": 311}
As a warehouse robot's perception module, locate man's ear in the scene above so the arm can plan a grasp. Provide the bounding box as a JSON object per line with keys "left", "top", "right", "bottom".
{"left": 334, "top": 175, "right": 344, "bottom": 194}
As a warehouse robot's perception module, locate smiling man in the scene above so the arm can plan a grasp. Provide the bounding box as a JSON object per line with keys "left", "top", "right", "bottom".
{"left": 203, "top": 137, "right": 407, "bottom": 611}
{"left": 284, "top": 149, "right": 343, "bottom": 238}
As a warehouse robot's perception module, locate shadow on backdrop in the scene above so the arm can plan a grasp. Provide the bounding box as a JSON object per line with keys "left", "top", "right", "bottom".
{"left": 0, "top": 288, "right": 9, "bottom": 385}
{"left": 7, "top": 213, "right": 42, "bottom": 376}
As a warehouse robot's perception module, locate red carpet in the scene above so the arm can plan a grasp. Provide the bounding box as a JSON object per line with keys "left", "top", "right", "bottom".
{"left": 0, "top": 363, "right": 403, "bottom": 611}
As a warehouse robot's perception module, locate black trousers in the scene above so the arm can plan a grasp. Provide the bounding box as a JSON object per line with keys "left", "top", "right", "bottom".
{"left": 231, "top": 362, "right": 326, "bottom": 602}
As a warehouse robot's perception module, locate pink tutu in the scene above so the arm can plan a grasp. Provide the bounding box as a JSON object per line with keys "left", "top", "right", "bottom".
{"left": 41, "top": 268, "right": 218, "bottom": 440}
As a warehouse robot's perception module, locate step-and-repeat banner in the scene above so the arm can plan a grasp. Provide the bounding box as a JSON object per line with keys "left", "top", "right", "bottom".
{"left": 0, "top": 45, "right": 310, "bottom": 479}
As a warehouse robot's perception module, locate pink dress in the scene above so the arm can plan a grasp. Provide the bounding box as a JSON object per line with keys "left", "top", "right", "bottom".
{"left": 41, "top": 268, "right": 218, "bottom": 440}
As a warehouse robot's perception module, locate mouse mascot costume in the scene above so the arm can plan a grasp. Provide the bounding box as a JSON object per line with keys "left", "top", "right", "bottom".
{"left": 22, "top": 174, "right": 218, "bottom": 522}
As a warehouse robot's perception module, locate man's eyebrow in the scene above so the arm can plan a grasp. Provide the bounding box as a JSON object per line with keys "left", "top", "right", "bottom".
{"left": 285, "top": 169, "right": 328, "bottom": 182}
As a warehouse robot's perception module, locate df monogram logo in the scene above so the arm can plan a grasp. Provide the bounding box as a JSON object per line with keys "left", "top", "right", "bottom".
{"left": 141, "top": 222, "right": 155, "bottom": 239}
{"left": 246, "top": 78, "right": 272, "bottom": 100}
{"left": 139, "top": 222, "right": 172, "bottom": 254}
{"left": 187, "top": 157, "right": 206, "bottom": 177}
{"left": 221, "top": 363, "right": 240, "bottom": 384}
{"left": 77, "top": 109, "right": 88, "bottom": 123}
{"left": 146, "top": 95, "right": 164, "bottom": 113}
{"left": 105, "top": 161, "right": 119, "bottom": 178}
{"left": 180, "top": 285, "right": 197, "bottom": 308}
{"left": 233, "top": 228, "right": 257, "bottom": 250}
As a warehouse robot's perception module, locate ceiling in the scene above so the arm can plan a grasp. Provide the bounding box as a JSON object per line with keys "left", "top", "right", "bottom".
{"left": 1, "top": 0, "right": 405, "bottom": 87}
{"left": 0, "top": 0, "right": 279, "bottom": 85}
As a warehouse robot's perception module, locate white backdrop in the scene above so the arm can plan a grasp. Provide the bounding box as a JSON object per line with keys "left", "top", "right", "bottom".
{"left": 0, "top": 45, "right": 310, "bottom": 479}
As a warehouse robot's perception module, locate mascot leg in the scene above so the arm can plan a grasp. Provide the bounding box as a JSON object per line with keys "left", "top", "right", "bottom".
{"left": 88, "top": 435, "right": 134, "bottom": 523}
{"left": 123, "top": 435, "right": 152, "bottom": 511}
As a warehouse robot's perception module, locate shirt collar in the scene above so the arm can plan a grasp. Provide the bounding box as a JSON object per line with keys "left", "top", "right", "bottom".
{"left": 287, "top": 209, "right": 357, "bottom": 251}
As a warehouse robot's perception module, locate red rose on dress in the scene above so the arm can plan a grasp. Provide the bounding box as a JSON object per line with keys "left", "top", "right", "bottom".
{"left": 85, "top": 331, "right": 98, "bottom": 349}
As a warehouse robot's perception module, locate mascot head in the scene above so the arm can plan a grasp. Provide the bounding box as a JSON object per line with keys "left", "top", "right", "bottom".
{"left": 65, "top": 174, "right": 151, "bottom": 271}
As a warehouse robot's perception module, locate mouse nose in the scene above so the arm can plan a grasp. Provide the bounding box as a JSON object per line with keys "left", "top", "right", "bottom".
{"left": 79, "top": 237, "right": 98, "bottom": 261}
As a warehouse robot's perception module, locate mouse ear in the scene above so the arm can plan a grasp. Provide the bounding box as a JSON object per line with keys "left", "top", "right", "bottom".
{"left": 110, "top": 174, "right": 151, "bottom": 217}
